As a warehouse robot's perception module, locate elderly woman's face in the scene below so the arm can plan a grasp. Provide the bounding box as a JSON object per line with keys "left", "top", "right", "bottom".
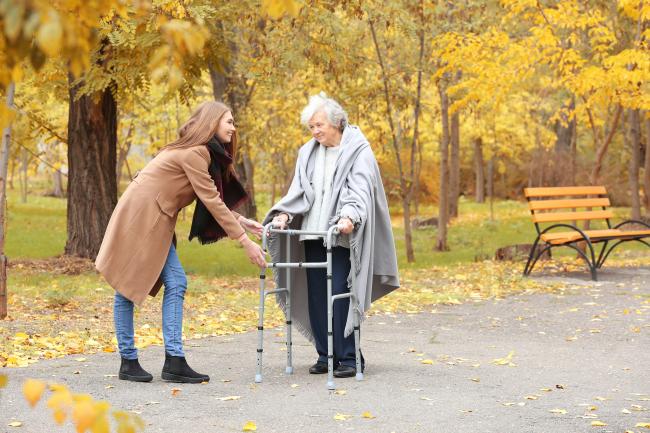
{"left": 308, "top": 111, "right": 342, "bottom": 147}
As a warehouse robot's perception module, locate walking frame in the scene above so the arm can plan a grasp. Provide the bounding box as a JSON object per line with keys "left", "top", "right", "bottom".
{"left": 255, "top": 222, "right": 363, "bottom": 390}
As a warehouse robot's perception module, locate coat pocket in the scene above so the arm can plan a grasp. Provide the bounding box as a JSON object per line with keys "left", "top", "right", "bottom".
{"left": 155, "top": 193, "right": 177, "bottom": 218}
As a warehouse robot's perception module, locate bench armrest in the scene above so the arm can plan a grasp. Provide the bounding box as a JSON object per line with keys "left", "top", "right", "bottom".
{"left": 614, "top": 219, "right": 650, "bottom": 230}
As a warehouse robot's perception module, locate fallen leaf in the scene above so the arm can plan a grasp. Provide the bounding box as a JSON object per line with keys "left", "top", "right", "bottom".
{"left": 104, "top": 385, "right": 114, "bottom": 389}
{"left": 0, "top": 374, "right": 7, "bottom": 388}
{"left": 525, "top": 395, "right": 538, "bottom": 400}
{"left": 290, "top": 384, "right": 299, "bottom": 388}
{"left": 591, "top": 420, "right": 607, "bottom": 426}
{"left": 420, "top": 397, "right": 433, "bottom": 401}
{"left": 218, "top": 396, "right": 241, "bottom": 401}
{"left": 242, "top": 421, "right": 257, "bottom": 431}
{"left": 334, "top": 390, "right": 347, "bottom": 396}
{"left": 541, "top": 388, "right": 552, "bottom": 392}
{"left": 491, "top": 351, "right": 516, "bottom": 366}
{"left": 334, "top": 413, "right": 352, "bottom": 421}
{"left": 549, "top": 409, "right": 567, "bottom": 414}
{"left": 470, "top": 377, "right": 480, "bottom": 382}
{"left": 636, "top": 423, "right": 650, "bottom": 428}
{"left": 23, "top": 379, "right": 46, "bottom": 407}
{"left": 621, "top": 409, "right": 631, "bottom": 414}
{"left": 75, "top": 357, "right": 87, "bottom": 362}
{"left": 421, "top": 359, "right": 434, "bottom": 365}
{"left": 361, "top": 411, "right": 375, "bottom": 419}
{"left": 171, "top": 388, "right": 181, "bottom": 396}
{"left": 556, "top": 384, "right": 565, "bottom": 389}
{"left": 8, "top": 421, "right": 22, "bottom": 427}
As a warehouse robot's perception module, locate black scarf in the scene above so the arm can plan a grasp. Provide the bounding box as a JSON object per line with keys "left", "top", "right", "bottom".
{"left": 188, "top": 136, "right": 249, "bottom": 244}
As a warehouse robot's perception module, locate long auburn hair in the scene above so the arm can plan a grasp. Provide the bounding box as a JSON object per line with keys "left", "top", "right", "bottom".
{"left": 162, "top": 101, "right": 238, "bottom": 176}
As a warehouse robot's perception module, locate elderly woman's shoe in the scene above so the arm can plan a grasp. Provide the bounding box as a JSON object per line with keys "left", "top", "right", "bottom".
{"left": 333, "top": 364, "right": 356, "bottom": 378}
{"left": 161, "top": 353, "right": 210, "bottom": 383}
{"left": 308, "top": 361, "right": 328, "bottom": 374}
{"left": 119, "top": 358, "right": 153, "bottom": 382}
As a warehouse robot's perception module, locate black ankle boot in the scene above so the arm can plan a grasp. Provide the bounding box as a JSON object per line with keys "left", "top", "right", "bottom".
{"left": 161, "top": 353, "right": 210, "bottom": 383}
{"left": 119, "top": 358, "right": 153, "bottom": 382}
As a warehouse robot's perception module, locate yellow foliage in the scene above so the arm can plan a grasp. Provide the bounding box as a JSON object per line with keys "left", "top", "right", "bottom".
{"left": 23, "top": 379, "right": 46, "bottom": 407}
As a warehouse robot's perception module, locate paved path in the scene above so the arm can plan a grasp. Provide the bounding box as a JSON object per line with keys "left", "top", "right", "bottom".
{"left": 2, "top": 267, "right": 649, "bottom": 433}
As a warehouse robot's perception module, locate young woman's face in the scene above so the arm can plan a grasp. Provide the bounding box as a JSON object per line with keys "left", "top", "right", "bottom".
{"left": 308, "top": 111, "right": 342, "bottom": 147}
{"left": 216, "top": 111, "right": 236, "bottom": 143}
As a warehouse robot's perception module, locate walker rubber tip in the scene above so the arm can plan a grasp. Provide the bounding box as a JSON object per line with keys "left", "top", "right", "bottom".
{"left": 327, "top": 381, "right": 335, "bottom": 390}
{"left": 355, "top": 373, "right": 364, "bottom": 381}
{"left": 285, "top": 366, "right": 293, "bottom": 374}
{"left": 255, "top": 374, "right": 262, "bottom": 383}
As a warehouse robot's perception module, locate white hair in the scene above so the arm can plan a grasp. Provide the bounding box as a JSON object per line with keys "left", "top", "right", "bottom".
{"left": 300, "top": 92, "right": 348, "bottom": 131}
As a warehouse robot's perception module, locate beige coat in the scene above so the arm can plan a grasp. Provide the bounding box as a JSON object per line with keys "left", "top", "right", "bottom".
{"left": 95, "top": 145, "right": 245, "bottom": 305}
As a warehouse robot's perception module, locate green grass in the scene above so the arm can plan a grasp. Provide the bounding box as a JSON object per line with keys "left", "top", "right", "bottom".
{"left": 5, "top": 190, "right": 645, "bottom": 277}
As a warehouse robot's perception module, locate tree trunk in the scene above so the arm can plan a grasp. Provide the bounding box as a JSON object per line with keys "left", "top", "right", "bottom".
{"left": 20, "top": 147, "right": 28, "bottom": 203}
{"left": 436, "top": 83, "right": 450, "bottom": 251}
{"left": 643, "top": 113, "right": 650, "bottom": 216}
{"left": 589, "top": 105, "right": 623, "bottom": 185}
{"left": 628, "top": 109, "right": 641, "bottom": 220}
{"left": 488, "top": 156, "right": 495, "bottom": 221}
{"left": 52, "top": 169, "right": 64, "bottom": 198}
{"left": 474, "top": 137, "right": 485, "bottom": 203}
{"left": 64, "top": 74, "right": 118, "bottom": 259}
{"left": 0, "top": 82, "right": 15, "bottom": 319}
{"left": 553, "top": 98, "right": 576, "bottom": 186}
{"left": 449, "top": 109, "right": 460, "bottom": 218}
{"left": 116, "top": 120, "right": 134, "bottom": 184}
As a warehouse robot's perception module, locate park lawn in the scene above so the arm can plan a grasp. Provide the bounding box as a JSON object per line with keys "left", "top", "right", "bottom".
{"left": 2, "top": 191, "right": 648, "bottom": 367}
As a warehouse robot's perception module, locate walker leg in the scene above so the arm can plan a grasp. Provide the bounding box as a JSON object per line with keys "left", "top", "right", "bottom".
{"left": 255, "top": 271, "right": 265, "bottom": 383}
{"left": 326, "top": 245, "right": 335, "bottom": 390}
{"left": 285, "top": 235, "right": 293, "bottom": 375}
{"left": 354, "top": 307, "right": 363, "bottom": 381}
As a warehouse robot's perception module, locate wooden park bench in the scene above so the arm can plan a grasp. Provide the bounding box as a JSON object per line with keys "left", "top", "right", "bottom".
{"left": 523, "top": 186, "right": 650, "bottom": 280}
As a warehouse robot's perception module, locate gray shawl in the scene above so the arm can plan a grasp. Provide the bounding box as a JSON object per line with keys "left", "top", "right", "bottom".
{"left": 262, "top": 125, "right": 400, "bottom": 341}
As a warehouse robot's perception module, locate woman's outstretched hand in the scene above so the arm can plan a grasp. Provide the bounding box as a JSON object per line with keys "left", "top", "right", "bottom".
{"left": 238, "top": 234, "right": 266, "bottom": 268}
{"left": 239, "top": 216, "right": 264, "bottom": 239}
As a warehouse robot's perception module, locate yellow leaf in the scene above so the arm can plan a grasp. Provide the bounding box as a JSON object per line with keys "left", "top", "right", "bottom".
{"left": 591, "top": 420, "right": 607, "bottom": 426}
{"left": 242, "top": 421, "right": 257, "bottom": 431}
{"left": 636, "top": 423, "right": 650, "bottom": 428}
{"left": 36, "top": 18, "right": 63, "bottom": 57}
{"left": 218, "top": 396, "right": 241, "bottom": 401}
{"left": 334, "top": 413, "right": 352, "bottom": 421}
{"left": 334, "top": 389, "right": 347, "bottom": 395}
{"left": 361, "top": 411, "right": 375, "bottom": 419}
{"left": 0, "top": 374, "right": 7, "bottom": 388}
{"left": 8, "top": 421, "right": 22, "bottom": 427}
{"left": 72, "top": 398, "right": 96, "bottom": 433}
{"left": 23, "top": 379, "right": 46, "bottom": 407}
{"left": 421, "top": 359, "right": 434, "bottom": 365}
{"left": 492, "top": 351, "right": 516, "bottom": 366}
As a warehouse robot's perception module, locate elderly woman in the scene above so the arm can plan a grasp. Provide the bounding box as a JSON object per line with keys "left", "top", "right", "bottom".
{"left": 264, "top": 93, "right": 399, "bottom": 378}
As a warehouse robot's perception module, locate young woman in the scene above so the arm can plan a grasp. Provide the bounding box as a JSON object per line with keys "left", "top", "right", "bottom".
{"left": 96, "top": 101, "right": 266, "bottom": 384}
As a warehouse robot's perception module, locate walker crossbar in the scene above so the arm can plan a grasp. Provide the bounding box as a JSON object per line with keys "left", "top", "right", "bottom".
{"left": 255, "top": 222, "right": 364, "bottom": 390}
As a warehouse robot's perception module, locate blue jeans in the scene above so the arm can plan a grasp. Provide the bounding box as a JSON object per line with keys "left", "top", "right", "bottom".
{"left": 114, "top": 243, "right": 188, "bottom": 359}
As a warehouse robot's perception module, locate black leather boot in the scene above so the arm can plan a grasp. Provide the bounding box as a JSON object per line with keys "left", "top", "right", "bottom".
{"left": 119, "top": 358, "right": 153, "bottom": 382}
{"left": 161, "top": 353, "right": 210, "bottom": 383}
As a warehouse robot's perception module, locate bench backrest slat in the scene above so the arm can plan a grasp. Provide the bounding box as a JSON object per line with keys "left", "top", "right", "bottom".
{"left": 525, "top": 186, "right": 613, "bottom": 228}
{"left": 528, "top": 198, "right": 611, "bottom": 211}
{"left": 531, "top": 210, "right": 614, "bottom": 223}
{"left": 524, "top": 186, "right": 607, "bottom": 198}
